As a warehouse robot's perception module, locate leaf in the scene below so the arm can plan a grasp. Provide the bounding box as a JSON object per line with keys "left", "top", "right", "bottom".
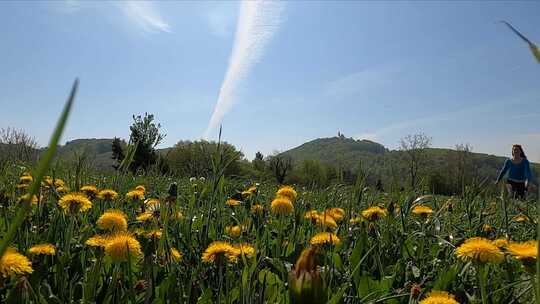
{"left": 328, "top": 283, "right": 349, "bottom": 304}
{"left": 197, "top": 287, "right": 213, "bottom": 304}
{"left": 500, "top": 21, "right": 540, "bottom": 63}
{"left": 333, "top": 253, "right": 344, "bottom": 272}
{"left": 433, "top": 266, "right": 458, "bottom": 291}
{"left": 258, "top": 269, "right": 281, "bottom": 285}
{"left": 0, "top": 79, "right": 78, "bottom": 258}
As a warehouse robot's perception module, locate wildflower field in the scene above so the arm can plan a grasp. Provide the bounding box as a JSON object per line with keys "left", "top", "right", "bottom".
{"left": 0, "top": 162, "right": 539, "bottom": 304}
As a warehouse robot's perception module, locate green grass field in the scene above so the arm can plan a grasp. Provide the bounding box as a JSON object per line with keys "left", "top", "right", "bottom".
{"left": 0, "top": 162, "right": 538, "bottom": 303}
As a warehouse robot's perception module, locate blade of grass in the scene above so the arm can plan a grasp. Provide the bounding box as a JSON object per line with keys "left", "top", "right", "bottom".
{"left": 0, "top": 79, "right": 78, "bottom": 258}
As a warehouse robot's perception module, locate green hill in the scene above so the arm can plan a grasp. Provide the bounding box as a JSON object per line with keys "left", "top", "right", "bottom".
{"left": 54, "top": 138, "right": 116, "bottom": 171}
{"left": 279, "top": 136, "right": 539, "bottom": 193}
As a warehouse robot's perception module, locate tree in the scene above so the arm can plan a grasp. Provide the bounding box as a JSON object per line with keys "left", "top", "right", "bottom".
{"left": 253, "top": 151, "right": 266, "bottom": 172}
{"left": 299, "top": 159, "right": 329, "bottom": 188}
{"left": 399, "top": 133, "right": 432, "bottom": 189}
{"left": 267, "top": 153, "right": 292, "bottom": 184}
{"left": 0, "top": 127, "right": 38, "bottom": 167}
{"left": 166, "top": 140, "right": 243, "bottom": 178}
{"left": 128, "top": 113, "right": 166, "bottom": 172}
{"left": 454, "top": 143, "right": 473, "bottom": 194}
{"left": 111, "top": 137, "right": 126, "bottom": 170}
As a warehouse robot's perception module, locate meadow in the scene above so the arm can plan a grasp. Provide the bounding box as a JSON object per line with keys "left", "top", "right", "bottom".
{"left": 0, "top": 80, "right": 538, "bottom": 304}
{"left": 0, "top": 152, "right": 538, "bottom": 304}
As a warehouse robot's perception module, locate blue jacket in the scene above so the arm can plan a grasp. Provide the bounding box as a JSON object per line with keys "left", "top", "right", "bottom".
{"left": 496, "top": 158, "right": 535, "bottom": 184}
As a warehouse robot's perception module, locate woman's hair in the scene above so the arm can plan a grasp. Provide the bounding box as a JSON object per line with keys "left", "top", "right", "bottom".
{"left": 512, "top": 144, "right": 526, "bottom": 159}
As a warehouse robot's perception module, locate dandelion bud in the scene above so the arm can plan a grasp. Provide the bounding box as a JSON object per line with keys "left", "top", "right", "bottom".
{"left": 410, "top": 283, "right": 421, "bottom": 298}
{"left": 288, "top": 247, "right": 326, "bottom": 304}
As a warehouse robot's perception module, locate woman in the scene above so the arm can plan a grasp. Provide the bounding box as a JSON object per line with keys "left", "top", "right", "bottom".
{"left": 495, "top": 144, "right": 536, "bottom": 199}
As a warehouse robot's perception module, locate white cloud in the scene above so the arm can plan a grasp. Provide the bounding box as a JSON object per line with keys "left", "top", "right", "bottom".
{"left": 118, "top": 1, "right": 171, "bottom": 33}
{"left": 51, "top": 1, "right": 171, "bottom": 34}
{"left": 204, "top": 0, "right": 285, "bottom": 138}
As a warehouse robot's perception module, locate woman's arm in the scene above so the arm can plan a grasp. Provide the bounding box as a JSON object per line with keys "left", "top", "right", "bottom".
{"left": 496, "top": 159, "right": 510, "bottom": 183}
{"left": 524, "top": 160, "right": 537, "bottom": 185}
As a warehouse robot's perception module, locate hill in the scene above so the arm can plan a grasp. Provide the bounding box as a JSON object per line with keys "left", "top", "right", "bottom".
{"left": 279, "top": 136, "right": 539, "bottom": 192}
{"left": 54, "top": 138, "right": 116, "bottom": 171}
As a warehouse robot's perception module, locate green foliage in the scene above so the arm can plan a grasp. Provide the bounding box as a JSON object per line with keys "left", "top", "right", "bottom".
{"left": 128, "top": 113, "right": 166, "bottom": 173}
{"left": 111, "top": 137, "right": 126, "bottom": 170}
{"left": 166, "top": 140, "right": 243, "bottom": 178}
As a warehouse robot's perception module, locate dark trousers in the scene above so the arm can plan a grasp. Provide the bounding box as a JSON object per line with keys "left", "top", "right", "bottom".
{"left": 507, "top": 180, "right": 526, "bottom": 199}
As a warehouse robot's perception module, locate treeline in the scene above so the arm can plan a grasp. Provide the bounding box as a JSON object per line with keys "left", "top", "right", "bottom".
{"left": 1, "top": 114, "right": 536, "bottom": 197}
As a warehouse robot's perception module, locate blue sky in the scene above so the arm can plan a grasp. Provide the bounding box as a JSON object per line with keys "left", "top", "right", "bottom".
{"left": 0, "top": 1, "right": 539, "bottom": 161}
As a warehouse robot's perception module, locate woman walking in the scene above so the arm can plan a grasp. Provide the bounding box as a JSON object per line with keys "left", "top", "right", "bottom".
{"left": 495, "top": 144, "right": 536, "bottom": 199}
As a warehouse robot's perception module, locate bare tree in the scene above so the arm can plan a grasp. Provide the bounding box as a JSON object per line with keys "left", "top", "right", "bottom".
{"left": 399, "top": 133, "right": 432, "bottom": 189}
{"left": 267, "top": 153, "right": 293, "bottom": 184}
{"left": 455, "top": 143, "right": 473, "bottom": 194}
{"left": 0, "top": 127, "right": 39, "bottom": 166}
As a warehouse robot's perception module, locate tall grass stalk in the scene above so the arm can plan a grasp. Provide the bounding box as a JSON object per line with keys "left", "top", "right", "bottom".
{"left": 0, "top": 79, "right": 77, "bottom": 259}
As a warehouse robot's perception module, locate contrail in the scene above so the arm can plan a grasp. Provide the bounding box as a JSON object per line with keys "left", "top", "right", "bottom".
{"left": 204, "top": 1, "right": 284, "bottom": 138}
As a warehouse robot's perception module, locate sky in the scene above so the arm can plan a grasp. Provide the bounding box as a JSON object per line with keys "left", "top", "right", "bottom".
{"left": 0, "top": 1, "right": 539, "bottom": 162}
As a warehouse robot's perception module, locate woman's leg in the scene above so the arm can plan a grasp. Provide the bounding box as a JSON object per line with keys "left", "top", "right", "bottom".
{"left": 509, "top": 181, "right": 526, "bottom": 199}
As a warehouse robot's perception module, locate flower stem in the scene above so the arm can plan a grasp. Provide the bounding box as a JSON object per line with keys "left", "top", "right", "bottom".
{"left": 477, "top": 264, "right": 488, "bottom": 304}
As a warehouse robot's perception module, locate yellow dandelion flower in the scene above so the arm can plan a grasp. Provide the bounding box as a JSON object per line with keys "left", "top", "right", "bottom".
{"left": 225, "top": 225, "right": 242, "bottom": 238}
{"left": 145, "top": 198, "right": 160, "bottom": 207}
{"left": 304, "top": 210, "right": 319, "bottom": 222}
{"left": 326, "top": 208, "right": 345, "bottom": 222}
{"left": 85, "top": 234, "right": 110, "bottom": 248}
{"left": 54, "top": 179, "right": 65, "bottom": 188}
{"left": 16, "top": 183, "right": 29, "bottom": 190}
{"left": 0, "top": 249, "right": 33, "bottom": 278}
{"left": 144, "top": 229, "right": 162, "bottom": 239}
{"left": 58, "top": 192, "right": 92, "bottom": 214}
{"left": 251, "top": 204, "right": 264, "bottom": 215}
{"left": 310, "top": 232, "right": 341, "bottom": 246}
{"left": 493, "top": 238, "right": 509, "bottom": 248}
{"left": 80, "top": 185, "right": 98, "bottom": 197}
{"left": 277, "top": 186, "right": 297, "bottom": 201}
{"left": 136, "top": 212, "right": 154, "bottom": 222}
{"left": 42, "top": 176, "right": 53, "bottom": 188}
{"left": 126, "top": 190, "right": 145, "bottom": 201}
{"left": 226, "top": 198, "right": 240, "bottom": 206}
{"left": 28, "top": 244, "right": 56, "bottom": 256}
{"left": 315, "top": 214, "right": 337, "bottom": 229}
{"left": 19, "top": 175, "right": 32, "bottom": 183}
{"left": 419, "top": 290, "right": 459, "bottom": 304}
{"left": 455, "top": 237, "right": 504, "bottom": 264}
{"left": 271, "top": 197, "right": 294, "bottom": 216}
{"left": 105, "top": 233, "right": 142, "bottom": 262}
{"left": 19, "top": 175, "right": 33, "bottom": 184}
{"left": 241, "top": 190, "right": 253, "bottom": 199}
{"left": 235, "top": 244, "right": 255, "bottom": 258}
{"left": 170, "top": 248, "right": 182, "bottom": 261}
{"left": 202, "top": 241, "right": 238, "bottom": 263}
{"left": 507, "top": 241, "right": 538, "bottom": 263}
{"left": 97, "top": 189, "right": 118, "bottom": 200}
{"left": 514, "top": 214, "right": 530, "bottom": 223}
{"left": 175, "top": 211, "right": 184, "bottom": 220}
{"left": 134, "top": 185, "right": 146, "bottom": 193}
{"left": 362, "top": 206, "right": 388, "bottom": 221}
{"left": 19, "top": 194, "right": 38, "bottom": 205}
{"left": 482, "top": 224, "right": 495, "bottom": 233}
{"left": 349, "top": 216, "right": 363, "bottom": 225}
{"left": 411, "top": 205, "right": 434, "bottom": 216}
{"left": 97, "top": 209, "right": 128, "bottom": 232}
{"left": 56, "top": 186, "right": 69, "bottom": 194}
